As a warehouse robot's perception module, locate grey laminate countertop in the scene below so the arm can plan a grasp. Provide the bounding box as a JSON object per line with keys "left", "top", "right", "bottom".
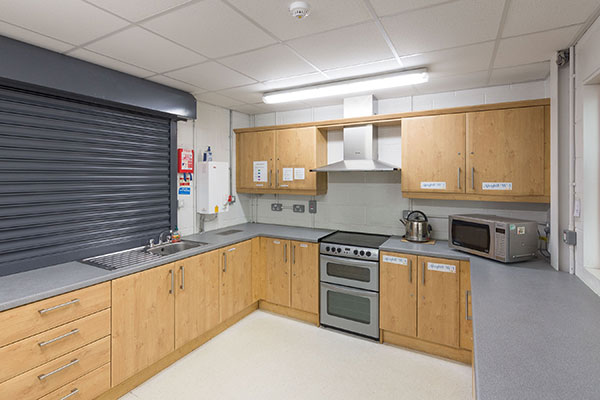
{"left": 0, "top": 223, "right": 334, "bottom": 312}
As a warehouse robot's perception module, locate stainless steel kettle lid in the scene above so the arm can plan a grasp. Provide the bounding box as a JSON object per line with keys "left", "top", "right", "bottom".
{"left": 406, "top": 210, "right": 428, "bottom": 222}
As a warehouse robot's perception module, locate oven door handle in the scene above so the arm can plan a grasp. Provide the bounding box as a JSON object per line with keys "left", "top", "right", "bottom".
{"left": 320, "top": 254, "right": 379, "bottom": 268}
{"left": 320, "top": 282, "right": 379, "bottom": 299}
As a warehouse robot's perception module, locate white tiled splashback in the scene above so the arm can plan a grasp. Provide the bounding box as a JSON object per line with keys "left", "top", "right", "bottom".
{"left": 246, "top": 80, "right": 550, "bottom": 240}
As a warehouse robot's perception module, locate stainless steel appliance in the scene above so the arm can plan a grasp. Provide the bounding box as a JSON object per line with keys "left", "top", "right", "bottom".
{"left": 400, "top": 210, "right": 432, "bottom": 242}
{"left": 319, "top": 231, "right": 390, "bottom": 339}
{"left": 449, "top": 214, "right": 538, "bottom": 263}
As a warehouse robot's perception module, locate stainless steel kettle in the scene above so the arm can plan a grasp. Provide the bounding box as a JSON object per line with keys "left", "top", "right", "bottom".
{"left": 400, "top": 211, "right": 432, "bottom": 242}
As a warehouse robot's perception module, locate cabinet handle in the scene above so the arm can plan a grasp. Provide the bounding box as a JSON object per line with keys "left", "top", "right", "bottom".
{"left": 180, "top": 265, "right": 185, "bottom": 290}
{"left": 38, "top": 329, "right": 79, "bottom": 347}
{"left": 408, "top": 259, "right": 412, "bottom": 283}
{"left": 38, "top": 298, "right": 79, "bottom": 314}
{"left": 292, "top": 245, "right": 296, "bottom": 264}
{"left": 421, "top": 262, "right": 425, "bottom": 285}
{"left": 169, "top": 269, "right": 174, "bottom": 294}
{"left": 38, "top": 359, "right": 79, "bottom": 380}
{"left": 269, "top": 169, "right": 272, "bottom": 187}
{"left": 223, "top": 253, "right": 227, "bottom": 272}
{"left": 471, "top": 167, "right": 474, "bottom": 190}
{"left": 276, "top": 169, "right": 279, "bottom": 187}
{"left": 466, "top": 290, "right": 472, "bottom": 321}
{"left": 60, "top": 388, "right": 79, "bottom": 400}
{"left": 284, "top": 243, "right": 287, "bottom": 263}
{"left": 457, "top": 167, "right": 461, "bottom": 189}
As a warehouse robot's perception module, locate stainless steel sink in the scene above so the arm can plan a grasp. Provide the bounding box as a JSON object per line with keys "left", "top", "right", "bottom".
{"left": 144, "top": 240, "right": 207, "bottom": 256}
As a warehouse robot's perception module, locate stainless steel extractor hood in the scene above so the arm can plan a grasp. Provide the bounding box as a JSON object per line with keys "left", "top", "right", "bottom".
{"left": 311, "top": 95, "right": 399, "bottom": 172}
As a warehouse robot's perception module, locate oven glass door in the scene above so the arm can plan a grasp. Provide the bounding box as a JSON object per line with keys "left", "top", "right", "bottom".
{"left": 320, "top": 254, "right": 379, "bottom": 291}
{"left": 451, "top": 219, "right": 491, "bottom": 253}
{"left": 320, "top": 282, "right": 379, "bottom": 339}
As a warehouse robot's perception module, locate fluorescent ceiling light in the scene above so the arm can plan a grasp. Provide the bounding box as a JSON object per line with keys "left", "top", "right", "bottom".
{"left": 262, "top": 68, "right": 428, "bottom": 104}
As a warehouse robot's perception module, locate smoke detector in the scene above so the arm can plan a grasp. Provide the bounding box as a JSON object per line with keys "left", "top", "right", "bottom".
{"left": 289, "top": 1, "right": 310, "bottom": 19}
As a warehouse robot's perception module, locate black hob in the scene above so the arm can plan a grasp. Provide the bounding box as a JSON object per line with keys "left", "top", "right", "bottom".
{"left": 320, "top": 231, "right": 390, "bottom": 261}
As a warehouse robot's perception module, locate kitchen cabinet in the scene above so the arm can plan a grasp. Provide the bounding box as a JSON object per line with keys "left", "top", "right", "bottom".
{"left": 174, "top": 250, "right": 220, "bottom": 349}
{"left": 466, "top": 106, "right": 546, "bottom": 196}
{"left": 236, "top": 127, "right": 327, "bottom": 195}
{"left": 401, "top": 114, "right": 466, "bottom": 194}
{"left": 220, "top": 240, "right": 253, "bottom": 322}
{"left": 111, "top": 263, "right": 175, "bottom": 385}
{"left": 290, "top": 241, "right": 319, "bottom": 314}
{"left": 264, "top": 238, "right": 291, "bottom": 307}
{"left": 417, "top": 256, "right": 460, "bottom": 348}
{"left": 380, "top": 252, "right": 418, "bottom": 337}
{"left": 460, "top": 261, "right": 473, "bottom": 350}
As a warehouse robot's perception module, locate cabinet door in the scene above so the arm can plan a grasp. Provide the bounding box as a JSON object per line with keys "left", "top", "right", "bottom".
{"left": 466, "top": 106, "right": 545, "bottom": 196}
{"left": 460, "top": 261, "right": 473, "bottom": 350}
{"left": 111, "top": 263, "right": 175, "bottom": 385}
{"left": 417, "top": 256, "right": 460, "bottom": 348}
{"left": 175, "top": 251, "right": 220, "bottom": 349}
{"left": 236, "top": 130, "right": 276, "bottom": 191}
{"left": 402, "top": 114, "right": 466, "bottom": 193}
{"left": 275, "top": 127, "right": 326, "bottom": 191}
{"left": 263, "top": 238, "right": 291, "bottom": 307}
{"left": 380, "top": 252, "right": 418, "bottom": 337}
{"left": 290, "top": 241, "right": 318, "bottom": 314}
{"left": 220, "top": 240, "right": 253, "bottom": 322}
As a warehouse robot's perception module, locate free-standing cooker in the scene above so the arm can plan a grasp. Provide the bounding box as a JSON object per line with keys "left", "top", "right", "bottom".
{"left": 319, "top": 231, "right": 390, "bottom": 340}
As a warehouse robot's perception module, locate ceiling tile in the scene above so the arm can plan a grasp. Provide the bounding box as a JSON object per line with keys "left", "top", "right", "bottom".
{"left": 323, "top": 58, "right": 400, "bottom": 79}
{"left": 69, "top": 48, "right": 155, "bottom": 77}
{"left": 86, "top": 27, "right": 205, "bottom": 73}
{"left": 195, "top": 92, "right": 245, "bottom": 109}
{"left": 489, "top": 62, "right": 550, "bottom": 85}
{"left": 86, "top": 0, "right": 192, "bottom": 22}
{"left": 287, "top": 22, "right": 394, "bottom": 70}
{"left": 166, "top": 62, "right": 256, "bottom": 91}
{"left": 147, "top": 75, "right": 204, "bottom": 93}
{"left": 400, "top": 41, "right": 495, "bottom": 76}
{"left": 219, "top": 83, "right": 269, "bottom": 104}
{"left": 503, "top": 0, "right": 600, "bottom": 37}
{"left": 412, "top": 70, "right": 489, "bottom": 95}
{"left": 381, "top": 0, "right": 504, "bottom": 55}
{"left": 262, "top": 73, "right": 329, "bottom": 90}
{"left": 230, "top": 103, "right": 266, "bottom": 115}
{"left": 368, "top": 0, "right": 454, "bottom": 17}
{"left": 0, "top": 0, "right": 128, "bottom": 45}
{"left": 0, "top": 20, "right": 74, "bottom": 52}
{"left": 219, "top": 45, "right": 317, "bottom": 81}
{"left": 142, "top": 0, "right": 275, "bottom": 58}
{"left": 494, "top": 25, "right": 581, "bottom": 68}
{"left": 228, "top": 0, "right": 371, "bottom": 41}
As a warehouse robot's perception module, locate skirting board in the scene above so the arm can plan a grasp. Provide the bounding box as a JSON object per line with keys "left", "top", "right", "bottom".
{"left": 259, "top": 300, "right": 319, "bottom": 326}
{"left": 382, "top": 330, "right": 472, "bottom": 364}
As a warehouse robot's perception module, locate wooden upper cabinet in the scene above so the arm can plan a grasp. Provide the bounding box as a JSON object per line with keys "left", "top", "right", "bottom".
{"left": 466, "top": 106, "right": 546, "bottom": 196}
{"left": 263, "top": 238, "right": 291, "bottom": 307}
{"left": 236, "top": 127, "right": 327, "bottom": 195}
{"left": 290, "top": 241, "right": 319, "bottom": 314}
{"left": 380, "top": 252, "right": 418, "bottom": 337}
{"left": 236, "top": 130, "right": 276, "bottom": 191}
{"left": 220, "top": 240, "right": 253, "bottom": 322}
{"left": 402, "top": 114, "right": 466, "bottom": 193}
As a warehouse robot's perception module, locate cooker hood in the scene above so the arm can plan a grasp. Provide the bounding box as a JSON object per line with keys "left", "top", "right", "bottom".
{"left": 311, "top": 95, "right": 399, "bottom": 172}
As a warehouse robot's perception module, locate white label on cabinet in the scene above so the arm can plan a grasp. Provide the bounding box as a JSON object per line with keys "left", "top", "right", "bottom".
{"left": 382, "top": 255, "right": 408, "bottom": 265}
{"left": 300, "top": 244, "right": 308, "bottom": 248}
{"left": 482, "top": 182, "right": 512, "bottom": 190}
{"left": 294, "top": 168, "right": 305, "bottom": 180}
{"left": 253, "top": 161, "right": 268, "bottom": 182}
{"left": 427, "top": 262, "right": 456, "bottom": 273}
{"left": 273, "top": 240, "right": 280, "bottom": 244}
{"left": 282, "top": 168, "right": 294, "bottom": 181}
{"left": 420, "top": 181, "right": 446, "bottom": 190}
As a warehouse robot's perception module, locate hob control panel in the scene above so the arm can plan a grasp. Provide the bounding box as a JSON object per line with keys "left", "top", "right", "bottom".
{"left": 319, "top": 243, "right": 379, "bottom": 261}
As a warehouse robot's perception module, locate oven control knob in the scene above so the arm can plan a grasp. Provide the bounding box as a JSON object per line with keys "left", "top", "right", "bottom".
{"left": 325, "top": 246, "right": 330, "bottom": 252}
{"left": 366, "top": 251, "right": 372, "bottom": 257}
{"left": 353, "top": 250, "right": 358, "bottom": 255}
{"left": 359, "top": 250, "right": 365, "bottom": 256}
{"left": 336, "top": 248, "right": 341, "bottom": 253}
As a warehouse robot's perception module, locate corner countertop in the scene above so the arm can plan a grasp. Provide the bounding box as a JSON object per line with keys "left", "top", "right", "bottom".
{"left": 1, "top": 226, "right": 599, "bottom": 400}
{"left": 0, "top": 223, "right": 334, "bottom": 312}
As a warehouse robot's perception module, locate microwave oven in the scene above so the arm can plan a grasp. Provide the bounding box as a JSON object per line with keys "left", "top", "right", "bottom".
{"left": 448, "top": 214, "right": 538, "bottom": 263}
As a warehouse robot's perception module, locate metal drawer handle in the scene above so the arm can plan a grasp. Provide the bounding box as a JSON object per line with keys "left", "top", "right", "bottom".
{"left": 292, "top": 245, "right": 296, "bottom": 265}
{"left": 38, "top": 359, "right": 79, "bottom": 380}
{"left": 223, "top": 253, "right": 227, "bottom": 272}
{"left": 471, "top": 167, "right": 474, "bottom": 190}
{"left": 408, "top": 259, "right": 412, "bottom": 283}
{"left": 169, "top": 269, "right": 174, "bottom": 294}
{"left": 269, "top": 169, "right": 272, "bottom": 187}
{"left": 284, "top": 243, "right": 287, "bottom": 263}
{"left": 421, "top": 262, "right": 425, "bottom": 285}
{"left": 60, "top": 388, "right": 79, "bottom": 400}
{"left": 39, "top": 299, "right": 80, "bottom": 314}
{"left": 466, "top": 290, "right": 472, "bottom": 321}
{"left": 457, "top": 167, "right": 461, "bottom": 189}
{"left": 180, "top": 265, "right": 185, "bottom": 290}
{"left": 38, "top": 329, "right": 79, "bottom": 347}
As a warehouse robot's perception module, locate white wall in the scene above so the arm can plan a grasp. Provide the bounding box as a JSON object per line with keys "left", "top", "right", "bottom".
{"left": 176, "top": 102, "right": 252, "bottom": 236}
{"left": 247, "top": 81, "right": 551, "bottom": 240}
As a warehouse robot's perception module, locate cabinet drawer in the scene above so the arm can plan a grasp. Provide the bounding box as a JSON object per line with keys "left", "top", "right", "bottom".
{"left": 0, "top": 282, "right": 110, "bottom": 347}
{"left": 38, "top": 363, "right": 110, "bottom": 400}
{"left": 0, "top": 309, "right": 110, "bottom": 383}
{"left": 0, "top": 336, "right": 110, "bottom": 399}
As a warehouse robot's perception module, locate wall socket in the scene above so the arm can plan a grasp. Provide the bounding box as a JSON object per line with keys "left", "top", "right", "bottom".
{"left": 293, "top": 204, "right": 305, "bottom": 213}
{"left": 308, "top": 200, "right": 317, "bottom": 214}
{"left": 271, "top": 203, "right": 283, "bottom": 212}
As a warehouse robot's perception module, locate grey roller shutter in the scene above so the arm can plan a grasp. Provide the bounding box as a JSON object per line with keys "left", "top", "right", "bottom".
{"left": 0, "top": 84, "right": 176, "bottom": 276}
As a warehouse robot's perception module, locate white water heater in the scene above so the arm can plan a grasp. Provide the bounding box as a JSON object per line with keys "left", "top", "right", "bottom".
{"left": 197, "top": 161, "right": 229, "bottom": 214}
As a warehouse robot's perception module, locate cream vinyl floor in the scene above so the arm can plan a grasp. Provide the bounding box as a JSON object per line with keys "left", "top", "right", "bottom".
{"left": 120, "top": 311, "right": 472, "bottom": 400}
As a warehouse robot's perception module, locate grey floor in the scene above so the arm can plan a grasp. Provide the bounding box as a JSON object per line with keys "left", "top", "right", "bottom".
{"left": 120, "top": 311, "right": 472, "bottom": 400}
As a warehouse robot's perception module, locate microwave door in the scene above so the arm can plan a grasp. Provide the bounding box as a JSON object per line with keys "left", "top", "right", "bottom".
{"left": 451, "top": 220, "right": 491, "bottom": 254}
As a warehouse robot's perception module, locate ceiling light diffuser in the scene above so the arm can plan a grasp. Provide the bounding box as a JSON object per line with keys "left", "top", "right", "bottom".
{"left": 262, "top": 68, "right": 428, "bottom": 104}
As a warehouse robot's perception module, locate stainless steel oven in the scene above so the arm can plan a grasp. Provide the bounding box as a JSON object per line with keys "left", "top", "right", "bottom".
{"left": 319, "top": 254, "right": 379, "bottom": 291}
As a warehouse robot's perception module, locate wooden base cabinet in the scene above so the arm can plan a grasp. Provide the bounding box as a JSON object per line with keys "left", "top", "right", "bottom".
{"left": 460, "top": 261, "right": 473, "bottom": 350}
{"left": 220, "top": 240, "right": 253, "bottom": 322}
{"left": 380, "top": 252, "right": 418, "bottom": 337}
{"left": 263, "top": 238, "right": 291, "bottom": 307}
